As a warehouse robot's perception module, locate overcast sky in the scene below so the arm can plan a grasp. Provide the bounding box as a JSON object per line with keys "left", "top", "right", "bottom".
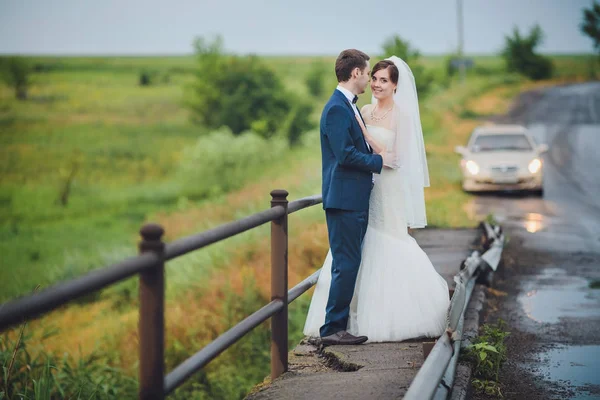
{"left": 0, "top": 0, "right": 595, "bottom": 56}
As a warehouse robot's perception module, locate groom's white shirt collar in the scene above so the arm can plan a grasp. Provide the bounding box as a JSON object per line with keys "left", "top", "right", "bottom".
{"left": 336, "top": 85, "right": 356, "bottom": 108}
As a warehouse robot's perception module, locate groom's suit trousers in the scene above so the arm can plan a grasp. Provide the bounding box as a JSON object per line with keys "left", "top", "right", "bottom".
{"left": 320, "top": 208, "right": 368, "bottom": 337}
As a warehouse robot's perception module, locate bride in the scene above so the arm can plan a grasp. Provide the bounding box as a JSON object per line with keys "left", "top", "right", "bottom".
{"left": 304, "top": 56, "right": 450, "bottom": 343}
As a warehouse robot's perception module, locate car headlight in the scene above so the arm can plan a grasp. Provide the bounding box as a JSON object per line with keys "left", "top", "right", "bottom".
{"left": 465, "top": 160, "right": 479, "bottom": 175}
{"left": 528, "top": 158, "right": 542, "bottom": 174}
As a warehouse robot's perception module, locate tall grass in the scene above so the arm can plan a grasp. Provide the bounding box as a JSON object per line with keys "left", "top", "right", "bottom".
{"left": 1, "top": 327, "right": 138, "bottom": 399}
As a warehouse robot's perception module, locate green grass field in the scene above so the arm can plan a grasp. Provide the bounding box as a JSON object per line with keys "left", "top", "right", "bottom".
{"left": 0, "top": 52, "right": 596, "bottom": 399}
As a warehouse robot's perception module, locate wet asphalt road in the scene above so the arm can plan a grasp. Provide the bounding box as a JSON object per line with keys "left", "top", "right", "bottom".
{"left": 469, "top": 82, "right": 600, "bottom": 399}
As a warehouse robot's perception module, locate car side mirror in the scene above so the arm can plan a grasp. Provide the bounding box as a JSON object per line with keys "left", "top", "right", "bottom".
{"left": 538, "top": 144, "right": 549, "bottom": 153}
{"left": 455, "top": 145, "right": 467, "bottom": 155}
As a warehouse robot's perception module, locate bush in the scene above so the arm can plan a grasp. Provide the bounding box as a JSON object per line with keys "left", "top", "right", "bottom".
{"left": 501, "top": 25, "right": 554, "bottom": 80}
{"left": 0, "top": 56, "right": 31, "bottom": 100}
{"left": 188, "top": 36, "right": 313, "bottom": 145}
{"left": 305, "top": 61, "right": 327, "bottom": 98}
{"left": 463, "top": 320, "right": 510, "bottom": 398}
{"left": 281, "top": 96, "right": 315, "bottom": 147}
{"left": 139, "top": 70, "right": 153, "bottom": 86}
{"left": 381, "top": 35, "right": 435, "bottom": 98}
{"left": 178, "top": 127, "right": 287, "bottom": 199}
{"left": 445, "top": 54, "right": 459, "bottom": 77}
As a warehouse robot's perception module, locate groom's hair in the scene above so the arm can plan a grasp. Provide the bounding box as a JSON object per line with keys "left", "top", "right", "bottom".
{"left": 335, "top": 49, "right": 370, "bottom": 83}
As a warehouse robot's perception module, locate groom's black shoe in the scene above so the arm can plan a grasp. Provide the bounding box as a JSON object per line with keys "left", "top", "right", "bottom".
{"left": 321, "top": 331, "right": 368, "bottom": 346}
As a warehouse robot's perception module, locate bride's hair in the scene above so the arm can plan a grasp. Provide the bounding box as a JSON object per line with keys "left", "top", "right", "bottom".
{"left": 371, "top": 60, "right": 399, "bottom": 84}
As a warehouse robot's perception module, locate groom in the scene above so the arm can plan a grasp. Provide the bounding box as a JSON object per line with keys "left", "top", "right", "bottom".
{"left": 319, "top": 49, "right": 387, "bottom": 345}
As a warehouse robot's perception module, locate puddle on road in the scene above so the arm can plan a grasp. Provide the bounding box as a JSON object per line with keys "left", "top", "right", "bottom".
{"left": 519, "top": 268, "right": 600, "bottom": 324}
{"left": 524, "top": 345, "right": 600, "bottom": 399}
{"left": 523, "top": 212, "right": 545, "bottom": 233}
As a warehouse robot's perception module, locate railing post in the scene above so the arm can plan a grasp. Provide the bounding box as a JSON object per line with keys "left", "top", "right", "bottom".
{"left": 138, "top": 223, "right": 166, "bottom": 400}
{"left": 270, "top": 189, "right": 289, "bottom": 380}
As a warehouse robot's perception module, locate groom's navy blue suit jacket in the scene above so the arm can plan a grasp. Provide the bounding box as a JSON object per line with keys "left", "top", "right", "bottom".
{"left": 320, "top": 89, "right": 383, "bottom": 211}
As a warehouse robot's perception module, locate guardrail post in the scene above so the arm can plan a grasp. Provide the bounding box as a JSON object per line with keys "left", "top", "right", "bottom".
{"left": 139, "top": 223, "right": 166, "bottom": 400}
{"left": 270, "top": 189, "right": 289, "bottom": 380}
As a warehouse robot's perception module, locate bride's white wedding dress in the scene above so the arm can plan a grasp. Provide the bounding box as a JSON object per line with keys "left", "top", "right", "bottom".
{"left": 303, "top": 124, "right": 450, "bottom": 342}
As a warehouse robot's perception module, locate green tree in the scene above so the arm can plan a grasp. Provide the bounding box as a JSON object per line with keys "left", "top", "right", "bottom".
{"left": 381, "top": 35, "right": 434, "bottom": 98}
{"left": 581, "top": 1, "right": 600, "bottom": 57}
{"left": 1, "top": 57, "right": 31, "bottom": 100}
{"left": 304, "top": 61, "right": 327, "bottom": 98}
{"left": 282, "top": 97, "right": 314, "bottom": 147}
{"left": 187, "top": 36, "right": 313, "bottom": 145}
{"left": 139, "top": 70, "right": 154, "bottom": 86}
{"left": 501, "top": 24, "right": 553, "bottom": 80}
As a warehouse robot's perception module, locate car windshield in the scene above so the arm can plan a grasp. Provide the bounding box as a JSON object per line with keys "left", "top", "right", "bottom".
{"left": 471, "top": 134, "right": 532, "bottom": 152}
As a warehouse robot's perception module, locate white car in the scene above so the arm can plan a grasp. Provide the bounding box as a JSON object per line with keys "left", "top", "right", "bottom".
{"left": 455, "top": 124, "right": 548, "bottom": 195}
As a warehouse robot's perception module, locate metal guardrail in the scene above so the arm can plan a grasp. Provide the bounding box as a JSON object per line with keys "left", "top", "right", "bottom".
{"left": 404, "top": 222, "right": 505, "bottom": 400}
{"left": 0, "top": 252, "right": 159, "bottom": 331}
{"left": 164, "top": 299, "right": 285, "bottom": 394}
{"left": 0, "top": 190, "right": 324, "bottom": 400}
